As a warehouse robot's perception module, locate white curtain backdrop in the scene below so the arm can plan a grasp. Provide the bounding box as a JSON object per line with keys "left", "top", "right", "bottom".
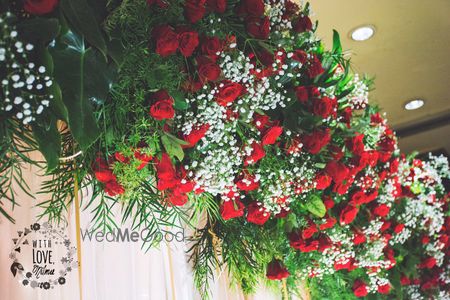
{"left": 0, "top": 156, "right": 305, "bottom": 300}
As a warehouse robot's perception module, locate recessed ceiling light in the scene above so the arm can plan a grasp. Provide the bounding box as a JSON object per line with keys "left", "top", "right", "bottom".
{"left": 404, "top": 99, "right": 425, "bottom": 110}
{"left": 350, "top": 25, "right": 375, "bottom": 41}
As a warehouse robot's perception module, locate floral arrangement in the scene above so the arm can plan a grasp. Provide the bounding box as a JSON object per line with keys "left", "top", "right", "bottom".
{"left": 0, "top": 0, "right": 449, "bottom": 299}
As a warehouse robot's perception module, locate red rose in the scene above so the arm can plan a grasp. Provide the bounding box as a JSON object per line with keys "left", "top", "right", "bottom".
{"left": 312, "top": 96, "right": 336, "bottom": 119}
{"left": 323, "top": 197, "right": 335, "bottom": 209}
{"left": 266, "top": 259, "right": 289, "bottom": 280}
{"left": 353, "top": 231, "right": 366, "bottom": 245}
{"left": 152, "top": 25, "right": 179, "bottom": 57}
{"left": 373, "top": 204, "right": 390, "bottom": 217}
{"left": 246, "top": 16, "right": 270, "bottom": 39}
{"left": 339, "top": 204, "right": 359, "bottom": 225}
{"left": 255, "top": 49, "right": 275, "bottom": 67}
{"left": 167, "top": 189, "right": 189, "bottom": 206}
{"left": 378, "top": 283, "right": 391, "bottom": 295}
{"left": 371, "top": 112, "right": 384, "bottom": 124}
{"left": 155, "top": 153, "right": 176, "bottom": 180}
{"left": 244, "top": 142, "right": 266, "bottom": 165}
{"left": 350, "top": 190, "right": 368, "bottom": 206}
{"left": 295, "top": 86, "right": 309, "bottom": 103}
{"left": 216, "top": 80, "right": 244, "bottom": 106}
{"left": 318, "top": 235, "right": 332, "bottom": 252}
{"left": 156, "top": 154, "right": 178, "bottom": 190}
{"left": 114, "top": 152, "right": 130, "bottom": 164}
{"left": 175, "top": 178, "right": 195, "bottom": 194}
{"left": 262, "top": 126, "right": 283, "bottom": 145}
{"left": 365, "top": 150, "right": 379, "bottom": 167}
{"left": 237, "top": 0, "right": 265, "bottom": 16}
{"left": 302, "top": 222, "right": 318, "bottom": 239}
{"left": 283, "top": 1, "right": 299, "bottom": 19}
{"left": 197, "top": 57, "right": 221, "bottom": 82}
{"left": 334, "top": 259, "right": 355, "bottom": 271}
{"left": 24, "top": 0, "right": 58, "bottom": 15}
{"left": 299, "top": 240, "right": 319, "bottom": 252}
{"left": 315, "top": 172, "right": 331, "bottom": 190}
{"left": 201, "top": 36, "right": 223, "bottom": 60}
{"left": 149, "top": 90, "right": 175, "bottom": 120}
{"left": 333, "top": 178, "right": 354, "bottom": 195}
{"left": 400, "top": 275, "right": 411, "bottom": 286}
{"left": 325, "top": 160, "right": 350, "bottom": 184}
{"left": 421, "top": 276, "right": 439, "bottom": 290}
{"left": 381, "top": 221, "right": 391, "bottom": 232}
{"left": 394, "top": 223, "right": 405, "bottom": 234}
{"left": 182, "top": 124, "right": 210, "bottom": 148}
{"left": 422, "top": 235, "right": 430, "bottom": 244}
{"left": 302, "top": 128, "right": 331, "bottom": 154}
{"left": 292, "top": 49, "right": 307, "bottom": 64}
{"left": 220, "top": 199, "right": 245, "bottom": 220}
{"left": 353, "top": 280, "right": 368, "bottom": 298}
{"left": 318, "top": 216, "right": 336, "bottom": 230}
{"left": 247, "top": 202, "right": 270, "bottom": 225}
{"left": 235, "top": 172, "right": 260, "bottom": 191}
{"left": 378, "top": 151, "right": 392, "bottom": 163}
{"left": 206, "top": 0, "right": 226, "bottom": 13}
{"left": 104, "top": 180, "right": 125, "bottom": 196}
{"left": 93, "top": 157, "right": 116, "bottom": 183}
{"left": 293, "top": 15, "right": 313, "bottom": 33}
{"left": 378, "top": 135, "right": 396, "bottom": 152}
{"left": 134, "top": 150, "right": 153, "bottom": 170}
{"left": 295, "top": 85, "right": 319, "bottom": 104}
{"left": 389, "top": 158, "right": 399, "bottom": 174}
{"left": 418, "top": 257, "right": 436, "bottom": 269}
{"left": 341, "top": 107, "right": 353, "bottom": 127}
{"left": 306, "top": 54, "right": 325, "bottom": 78}
{"left": 177, "top": 27, "right": 199, "bottom": 57}
{"left": 253, "top": 113, "right": 271, "bottom": 131}
{"left": 147, "top": 0, "right": 169, "bottom": 8}
{"left": 347, "top": 133, "right": 365, "bottom": 155}
{"left": 288, "top": 231, "right": 319, "bottom": 252}
{"left": 184, "top": 0, "right": 206, "bottom": 23}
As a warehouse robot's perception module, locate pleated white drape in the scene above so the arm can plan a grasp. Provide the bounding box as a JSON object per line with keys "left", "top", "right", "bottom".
{"left": 0, "top": 156, "right": 290, "bottom": 300}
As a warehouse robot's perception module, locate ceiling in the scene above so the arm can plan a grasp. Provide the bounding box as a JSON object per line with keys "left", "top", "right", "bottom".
{"left": 308, "top": 0, "right": 450, "bottom": 155}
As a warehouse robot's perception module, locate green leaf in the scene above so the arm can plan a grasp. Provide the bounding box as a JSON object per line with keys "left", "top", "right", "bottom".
{"left": 171, "top": 90, "right": 189, "bottom": 110}
{"left": 161, "top": 133, "right": 188, "bottom": 161}
{"left": 17, "top": 18, "right": 60, "bottom": 44}
{"left": 285, "top": 213, "right": 298, "bottom": 232}
{"left": 60, "top": 0, "right": 107, "bottom": 55}
{"left": 32, "top": 119, "right": 61, "bottom": 172}
{"left": 410, "top": 182, "right": 422, "bottom": 195}
{"left": 314, "top": 163, "right": 326, "bottom": 169}
{"left": 305, "top": 194, "right": 326, "bottom": 218}
{"left": 332, "top": 30, "right": 342, "bottom": 55}
{"left": 50, "top": 31, "right": 114, "bottom": 150}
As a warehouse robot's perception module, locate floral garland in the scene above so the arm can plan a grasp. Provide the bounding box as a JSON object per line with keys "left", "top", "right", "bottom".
{"left": 0, "top": 0, "right": 449, "bottom": 299}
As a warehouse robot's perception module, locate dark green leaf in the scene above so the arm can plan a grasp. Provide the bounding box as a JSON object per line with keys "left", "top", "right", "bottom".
{"left": 172, "top": 90, "right": 189, "bottom": 110}
{"left": 17, "top": 18, "right": 60, "bottom": 44}
{"left": 332, "top": 30, "right": 342, "bottom": 55}
{"left": 32, "top": 119, "right": 61, "bottom": 172}
{"left": 50, "top": 31, "right": 114, "bottom": 150}
{"left": 60, "top": 0, "right": 107, "bottom": 55}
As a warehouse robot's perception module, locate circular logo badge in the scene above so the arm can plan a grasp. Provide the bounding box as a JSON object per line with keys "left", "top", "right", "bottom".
{"left": 9, "top": 222, "right": 77, "bottom": 290}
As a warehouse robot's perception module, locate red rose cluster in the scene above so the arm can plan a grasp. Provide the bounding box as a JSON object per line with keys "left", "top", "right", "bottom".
{"left": 155, "top": 153, "right": 195, "bottom": 206}
{"left": 93, "top": 157, "right": 125, "bottom": 197}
